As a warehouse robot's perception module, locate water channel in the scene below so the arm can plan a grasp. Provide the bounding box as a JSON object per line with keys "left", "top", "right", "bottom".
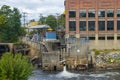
{"left": 29, "top": 66, "right": 120, "bottom": 80}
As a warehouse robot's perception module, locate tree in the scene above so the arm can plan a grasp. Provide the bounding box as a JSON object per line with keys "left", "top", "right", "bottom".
{"left": 38, "top": 16, "right": 46, "bottom": 25}
{"left": 46, "top": 15, "right": 57, "bottom": 30}
{"left": 12, "top": 8, "right": 22, "bottom": 36}
{"left": 30, "top": 19, "right": 35, "bottom": 22}
{"left": 0, "top": 15, "right": 6, "bottom": 25}
{"left": 0, "top": 52, "right": 33, "bottom": 80}
{"left": 0, "top": 5, "right": 24, "bottom": 43}
{"left": 58, "top": 14, "right": 65, "bottom": 27}
{"left": 0, "top": 15, "right": 7, "bottom": 33}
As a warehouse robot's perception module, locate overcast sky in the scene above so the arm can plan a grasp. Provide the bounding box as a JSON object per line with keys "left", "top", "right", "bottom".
{"left": 0, "top": 0, "right": 65, "bottom": 22}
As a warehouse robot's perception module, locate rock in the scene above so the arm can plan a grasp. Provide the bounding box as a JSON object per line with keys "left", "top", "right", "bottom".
{"left": 95, "top": 51, "right": 120, "bottom": 69}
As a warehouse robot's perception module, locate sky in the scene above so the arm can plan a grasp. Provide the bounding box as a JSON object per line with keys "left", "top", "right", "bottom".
{"left": 0, "top": 0, "right": 65, "bottom": 22}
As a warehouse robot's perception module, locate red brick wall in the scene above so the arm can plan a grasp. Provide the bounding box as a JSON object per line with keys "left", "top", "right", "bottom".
{"left": 65, "top": 0, "right": 120, "bottom": 35}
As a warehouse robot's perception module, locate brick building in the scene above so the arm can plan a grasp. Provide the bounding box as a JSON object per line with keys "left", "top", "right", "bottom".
{"left": 65, "top": 0, "right": 120, "bottom": 51}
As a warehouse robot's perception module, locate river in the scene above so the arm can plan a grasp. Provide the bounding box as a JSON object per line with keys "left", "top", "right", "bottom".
{"left": 29, "top": 66, "right": 120, "bottom": 80}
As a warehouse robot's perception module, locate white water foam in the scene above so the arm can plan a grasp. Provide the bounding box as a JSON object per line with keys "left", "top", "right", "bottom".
{"left": 56, "top": 66, "right": 79, "bottom": 78}
{"left": 89, "top": 72, "right": 120, "bottom": 78}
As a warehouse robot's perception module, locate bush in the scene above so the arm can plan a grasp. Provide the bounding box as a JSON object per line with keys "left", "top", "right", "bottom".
{"left": 0, "top": 52, "right": 33, "bottom": 80}
{"left": 107, "top": 58, "right": 115, "bottom": 63}
{"left": 107, "top": 57, "right": 120, "bottom": 63}
{"left": 93, "top": 49, "right": 100, "bottom": 55}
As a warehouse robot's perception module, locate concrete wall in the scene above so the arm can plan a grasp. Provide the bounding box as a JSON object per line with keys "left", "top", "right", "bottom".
{"left": 66, "top": 38, "right": 89, "bottom": 58}
{"left": 89, "top": 40, "right": 120, "bottom": 50}
{"left": 42, "top": 51, "right": 63, "bottom": 70}
{"left": 66, "top": 34, "right": 120, "bottom": 52}
{"left": 66, "top": 57, "right": 88, "bottom": 70}
{"left": 88, "top": 34, "right": 120, "bottom": 50}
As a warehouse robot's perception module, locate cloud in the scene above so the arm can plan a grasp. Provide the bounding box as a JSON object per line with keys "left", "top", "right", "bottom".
{"left": 0, "top": 0, "right": 65, "bottom": 20}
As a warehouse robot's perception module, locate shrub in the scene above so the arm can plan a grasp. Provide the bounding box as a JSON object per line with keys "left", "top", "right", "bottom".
{"left": 0, "top": 52, "right": 33, "bottom": 80}
{"left": 107, "top": 58, "right": 115, "bottom": 63}
{"left": 93, "top": 49, "right": 100, "bottom": 55}
{"left": 107, "top": 57, "right": 120, "bottom": 63}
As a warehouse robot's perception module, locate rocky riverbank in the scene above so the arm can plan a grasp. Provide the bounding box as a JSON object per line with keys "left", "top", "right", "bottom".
{"left": 92, "top": 49, "right": 120, "bottom": 70}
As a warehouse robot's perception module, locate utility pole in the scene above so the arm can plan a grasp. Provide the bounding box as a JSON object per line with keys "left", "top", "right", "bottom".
{"left": 22, "top": 12, "right": 27, "bottom": 27}
{"left": 39, "top": 13, "right": 42, "bottom": 24}
{"left": 56, "top": 13, "right": 59, "bottom": 30}
{"left": 39, "top": 13, "right": 42, "bottom": 19}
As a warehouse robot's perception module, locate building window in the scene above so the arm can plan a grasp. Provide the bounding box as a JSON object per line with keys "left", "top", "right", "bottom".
{"left": 69, "top": 21, "right": 76, "bottom": 31}
{"left": 98, "top": 21, "right": 105, "bottom": 31}
{"left": 89, "top": 37, "right": 95, "bottom": 40}
{"left": 117, "top": 36, "right": 120, "bottom": 40}
{"left": 88, "top": 10, "right": 95, "bottom": 17}
{"left": 117, "top": 10, "right": 120, "bottom": 17}
{"left": 80, "top": 10, "right": 86, "bottom": 18}
{"left": 107, "top": 9, "right": 114, "bottom": 17}
{"left": 107, "top": 37, "right": 114, "bottom": 40}
{"left": 98, "top": 37, "right": 105, "bottom": 40}
{"left": 117, "top": 21, "right": 120, "bottom": 30}
{"left": 80, "top": 21, "right": 86, "bottom": 31}
{"left": 98, "top": 10, "right": 105, "bottom": 17}
{"left": 69, "top": 11, "right": 76, "bottom": 18}
{"left": 107, "top": 21, "right": 114, "bottom": 31}
{"left": 88, "top": 21, "right": 95, "bottom": 31}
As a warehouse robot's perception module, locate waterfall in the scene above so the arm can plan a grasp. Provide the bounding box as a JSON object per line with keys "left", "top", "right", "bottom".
{"left": 63, "top": 66, "right": 66, "bottom": 72}
{"left": 56, "top": 66, "right": 79, "bottom": 78}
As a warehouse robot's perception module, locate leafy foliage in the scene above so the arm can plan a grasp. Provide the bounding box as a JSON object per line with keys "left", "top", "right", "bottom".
{"left": 58, "top": 14, "right": 65, "bottom": 27}
{"left": 38, "top": 14, "right": 65, "bottom": 30}
{"left": 107, "top": 57, "right": 120, "bottom": 63}
{"left": 92, "top": 49, "right": 120, "bottom": 55}
{"left": 0, "top": 52, "right": 33, "bottom": 80}
{"left": 0, "top": 5, "right": 25, "bottom": 43}
{"left": 38, "top": 16, "right": 46, "bottom": 25}
{"left": 93, "top": 49, "right": 100, "bottom": 55}
{"left": 0, "top": 15, "right": 7, "bottom": 26}
{"left": 45, "top": 15, "right": 57, "bottom": 30}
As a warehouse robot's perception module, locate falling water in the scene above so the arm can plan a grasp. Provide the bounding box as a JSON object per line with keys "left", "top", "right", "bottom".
{"left": 63, "top": 66, "right": 66, "bottom": 71}
{"left": 56, "top": 66, "right": 79, "bottom": 78}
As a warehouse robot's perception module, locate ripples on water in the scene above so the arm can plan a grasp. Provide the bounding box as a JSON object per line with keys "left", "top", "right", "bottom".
{"left": 29, "top": 68, "right": 120, "bottom": 80}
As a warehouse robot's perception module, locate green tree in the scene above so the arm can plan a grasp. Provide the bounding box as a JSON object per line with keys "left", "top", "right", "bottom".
{"left": 0, "top": 52, "right": 33, "bottom": 80}
{"left": 0, "top": 5, "right": 24, "bottom": 43}
{"left": 0, "top": 15, "right": 7, "bottom": 33}
{"left": 12, "top": 8, "right": 22, "bottom": 36}
{"left": 58, "top": 14, "right": 65, "bottom": 27}
{"left": 38, "top": 16, "right": 46, "bottom": 25}
{"left": 46, "top": 15, "right": 57, "bottom": 30}
{"left": 0, "top": 15, "right": 7, "bottom": 25}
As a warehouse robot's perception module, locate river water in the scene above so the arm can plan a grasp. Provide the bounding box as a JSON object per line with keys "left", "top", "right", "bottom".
{"left": 29, "top": 66, "right": 120, "bottom": 80}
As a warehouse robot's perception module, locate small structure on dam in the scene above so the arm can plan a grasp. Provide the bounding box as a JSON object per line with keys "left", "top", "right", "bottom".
{"left": 40, "top": 30, "right": 92, "bottom": 70}
{"left": 41, "top": 31, "right": 66, "bottom": 70}
{"left": 24, "top": 26, "right": 93, "bottom": 71}
{"left": 65, "top": 37, "right": 91, "bottom": 70}
{"left": 40, "top": 37, "right": 92, "bottom": 70}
